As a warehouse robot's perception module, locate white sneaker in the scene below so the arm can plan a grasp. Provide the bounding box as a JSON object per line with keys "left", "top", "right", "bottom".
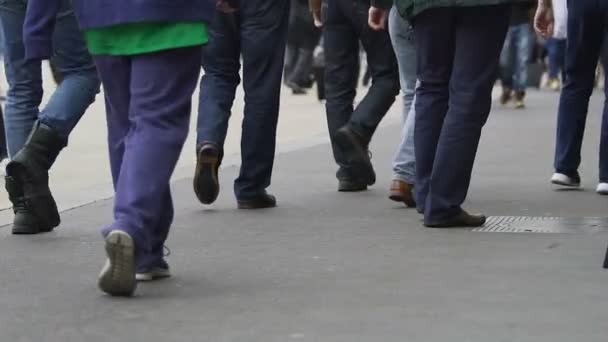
{"left": 136, "top": 267, "right": 171, "bottom": 282}
{"left": 597, "top": 183, "right": 608, "bottom": 195}
{"left": 551, "top": 173, "right": 581, "bottom": 188}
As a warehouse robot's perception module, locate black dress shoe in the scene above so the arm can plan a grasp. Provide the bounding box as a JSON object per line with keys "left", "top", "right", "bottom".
{"left": 424, "top": 210, "right": 486, "bottom": 228}
{"left": 237, "top": 193, "right": 277, "bottom": 209}
{"left": 338, "top": 178, "right": 367, "bottom": 192}
{"left": 194, "top": 143, "right": 222, "bottom": 205}
{"left": 603, "top": 245, "right": 608, "bottom": 269}
{"left": 334, "top": 127, "right": 375, "bottom": 186}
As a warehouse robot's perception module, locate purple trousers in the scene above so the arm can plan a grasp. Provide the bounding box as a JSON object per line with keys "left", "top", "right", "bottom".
{"left": 94, "top": 47, "right": 202, "bottom": 272}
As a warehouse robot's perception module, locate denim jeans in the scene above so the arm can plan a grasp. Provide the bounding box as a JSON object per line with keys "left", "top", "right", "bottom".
{"left": 389, "top": 7, "right": 416, "bottom": 184}
{"left": 414, "top": 5, "right": 509, "bottom": 224}
{"left": 499, "top": 23, "right": 532, "bottom": 92}
{"left": 546, "top": 38, "right": 566, "bottom": 80}
{"left": 323, "top": 0, "right": 399, "bottom": 180}
{"left": 554, "top": 0, "right": 608, "bottom": 182}
{"left": 0, "top": 0, "right": 99, "bottom": 158}
{"left": 197, "top": 0, "right": 290, "bottom": 200}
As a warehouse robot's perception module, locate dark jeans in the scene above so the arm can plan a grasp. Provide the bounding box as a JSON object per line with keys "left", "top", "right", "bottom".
{"left": 413, "top": 6, "right": 509, "bottom": 224}
{"left": 96, "top": 47, "right": 202, "bottom": 272}
{"left": 554, "top": 0, "right": 608, "bottom": 182}
{"left": 323, "top": 0, "right": 399, "bottom": 179}
{"left": 546, "top": 38, "right": 566, "bottom": 80}
{"left": 197, "top": 0, "right": 290, "bottom": 200}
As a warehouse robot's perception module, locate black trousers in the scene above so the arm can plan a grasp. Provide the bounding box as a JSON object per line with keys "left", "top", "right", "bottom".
{"left": 323, "top": 0, "right": 399, "bottom": 179}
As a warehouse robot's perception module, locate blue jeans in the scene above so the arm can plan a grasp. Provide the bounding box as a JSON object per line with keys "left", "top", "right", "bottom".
{"left": 414, "top": 5, "right": 509, "bottom": 224}
{"left": 197, "top": 0, "right": 289, "bottom": 200}
{"left": 0, "top": 0, "right": 99, "bottom": 158}
{"left": 546, "top": 38, "right": 566, "bottom": 80}
{"left": 389, "top": 7, "right": 416, "bottom": 184}
{"left": 499, "top": 23, "right": 532, "bottom": 92}
{"left": 554, "top": 0, "right": 608, "bottom": 182}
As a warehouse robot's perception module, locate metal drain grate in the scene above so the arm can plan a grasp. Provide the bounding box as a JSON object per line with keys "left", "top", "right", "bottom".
{"left": 473, "top": 216, "right": 608, "bottom": 233}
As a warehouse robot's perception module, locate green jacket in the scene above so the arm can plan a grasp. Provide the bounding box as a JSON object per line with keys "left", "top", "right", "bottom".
{"left": 372, "top": 0, "right": 527, "bottom": 20}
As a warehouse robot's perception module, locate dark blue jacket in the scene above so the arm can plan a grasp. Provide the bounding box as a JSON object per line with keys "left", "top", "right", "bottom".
{"left": 24, "top": 0, "right": 236, "bottom": 60}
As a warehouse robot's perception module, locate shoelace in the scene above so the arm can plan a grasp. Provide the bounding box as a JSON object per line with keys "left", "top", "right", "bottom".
{"left": 163, "top": 245, "right": 171, "bottom": 257}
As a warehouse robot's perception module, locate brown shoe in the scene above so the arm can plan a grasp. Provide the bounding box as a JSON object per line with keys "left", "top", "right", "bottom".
{"left": 389, "top": 180, "right": 416, "bottom": 207}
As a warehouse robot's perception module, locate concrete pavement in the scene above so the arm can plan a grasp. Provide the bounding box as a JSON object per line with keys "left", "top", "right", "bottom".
{"left": 0, "top": 88, "right": 607, "bottom": 341}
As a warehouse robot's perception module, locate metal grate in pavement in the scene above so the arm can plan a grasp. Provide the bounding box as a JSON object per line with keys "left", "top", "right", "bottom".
{"left": 473, "top": 216, "right": 608, "bottom": 233}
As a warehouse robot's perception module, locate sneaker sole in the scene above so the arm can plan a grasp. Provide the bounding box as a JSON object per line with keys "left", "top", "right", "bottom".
{"left": 551, "top": 179, "right": 581, "bottom": 188}
{"left": 334, "top": 131, "right": 376, "bottom": 186}
{"left": 98, "top": 231, "right": 136, "bottom": 297}
{"left": 193, "top": 148, "right": 220, "bottom": 205}
{"left": 136, "top": 271, "right": 171, "bottom": 282}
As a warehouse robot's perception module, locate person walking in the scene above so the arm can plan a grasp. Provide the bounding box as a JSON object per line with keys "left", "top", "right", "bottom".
{"left": 372, "top": 0, "right": 518, "bottom": 227}
{"left": 499, "top": 1, "right": 537, "bottom": 109}
{"left": 25, "top": 0, "right": 222, "bottom": 296}
{"left": 387, "top": 5, "right": 417, "bottom": 208}
{"left": 284, "top": 0, "right": 321, "bottom": 95}
{"left": 0, "top": 0, "right": 100, "bottom": 235}
{"left": 320, "top": 0, "right": 400, "bottom": 192}
{"left": 537, "top": 0, "right": 608, "bottom": 195}
{"left": 193, "top": 0, "right": 290, "bottom": 209}
{"left": 545, "top": 0, "right": 567, "bottom": 91}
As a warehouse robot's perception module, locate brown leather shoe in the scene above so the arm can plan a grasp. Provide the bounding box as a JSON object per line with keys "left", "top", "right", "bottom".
{"left": 389, "top": 180, "right": 416, "bottom": 207}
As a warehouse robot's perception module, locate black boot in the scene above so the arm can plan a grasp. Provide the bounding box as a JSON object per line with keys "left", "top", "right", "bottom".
{"left": 6, "top": 121, "right": 66, "bottom": 233}
{"left": 5, "top": 176, "right": 51, "bottom": 234}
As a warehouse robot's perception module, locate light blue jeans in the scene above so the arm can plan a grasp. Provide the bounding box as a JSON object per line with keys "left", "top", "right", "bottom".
{"left": 389, "top": 7, "right": 417, "bottom": 184}
{"left": 0, "top": 0, "right": 100, "bottom": 157}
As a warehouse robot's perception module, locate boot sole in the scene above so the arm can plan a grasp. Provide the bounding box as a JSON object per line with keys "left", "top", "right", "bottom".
{"left": 98, "top": 231, "right": 137, "bottom": 297}
{"left": 193, "top": 148, "right": 220, "bottom": 205}
{"left": 334, "top": 130, "right": 375, "bottom": 186}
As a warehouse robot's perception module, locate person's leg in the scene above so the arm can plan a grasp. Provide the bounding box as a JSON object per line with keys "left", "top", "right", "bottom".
{"left": 92, "top": 54, "right": 134, "bottom": 295}
{"left": 547, "top": 38, "right": 560, "bottom": 79}
{"left": 235, "top": 0, "right": 290, "bottom": 204}
{"left": 512, "top": 23, "right": 532, "bottom": 106}
{"left": 389, "top": 7, "right": 417, "bottom": 185}
{"left": 499, "top": 26, "right": 514, "bottom": 104}
{"left": 388, "top": 6, "right": 417, "bottom": 207}
{"left": 349, "top": 0, "right": 399, "bottom": 141}
{"left": 554, "top": 0, "right": 603, "bottom": 184}
{"left": 412, "top": 7, "right": 456, "bottom": 213}
{"left": 193, "top": 12, "right": 241, "bottom": 205}
{"left": 0, "top": 1, "right": 42, "bottom": 157}
{"left": 424, "top": 5, "right": 509, "bottom": 226}
{"left": 330, "top": 0, "right": 399, "bottom": 188}
{"left": 197, "top": 13, "right": 241, "bottom": 149}
{"left": 40, "top": 2, "right": 100, "bottom": 140}
{"left": 98, "top": 47, "right": 202, "bottom": 296}
{"left": 323, "top": 0, "right": 360, "bottom": 185}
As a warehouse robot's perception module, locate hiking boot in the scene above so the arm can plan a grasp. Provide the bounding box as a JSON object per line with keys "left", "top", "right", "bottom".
{"left": 6, "top": 176, "right": 52, "bottom": 234}
{"left": 334, "top": 126, "right": 376, "bottom": 186}
{"left": 6, "top": 121, "right": 66, "bottom": 232}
